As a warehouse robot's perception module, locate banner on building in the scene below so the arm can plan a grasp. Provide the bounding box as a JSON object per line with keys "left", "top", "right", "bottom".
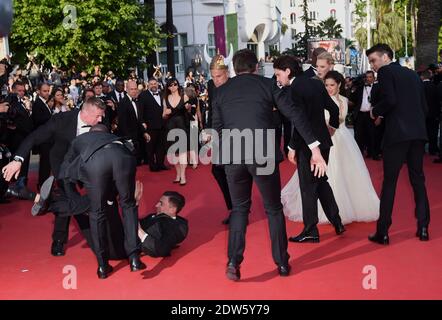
{"left": 307, "top": 39, "right": 345, "bottom": 65}
{"left": 226, "top": 13, "right": 238, "bottom": 53}
{"left": 214, "top": 15, "right": 226, "bottom": 57}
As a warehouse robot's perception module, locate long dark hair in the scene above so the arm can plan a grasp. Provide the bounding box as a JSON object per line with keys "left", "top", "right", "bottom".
{"left": 324, "top": 71, "right": 346, "bottom": 96}
{"left": 163, "top": 77, "right": 183, "bottom": 104}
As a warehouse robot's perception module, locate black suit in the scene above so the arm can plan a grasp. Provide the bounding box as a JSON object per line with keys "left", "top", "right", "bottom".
{"left": 140, "top": 213, "right": 188, "bottom": 257}
{"left": 372, "top": 63, "right": 430, "bottom": 235}
{"left": 15, "top": 110, "right": 91, "bottom": 245}
{"left": 206, "top": 79, "right": 232, "bottom": 213}
{"left": 212, "top": 73, "right": 316, "bottom": 267}
{"left": 350, "top": 83, "right": 378, "bottom": 157}
{"left": 287, "top": 76, "right": 342, "bottom": 235}
{"left": 303, "top": 66, "right": 317, "bottom": 79}
{"left": 8, "top": 97, "right": 33, "bottom": 186}
{"left": 139, "top": 90, "right": 166, "bottom": 169}
{"left": 423, "top": 80, "right": 440, "bottom": 154}
{"left": 63, "top": 131, "right": 140, "bottom": 265}
{"left": 31, "top": 96, "right": 52, "bottom": 188}
{"left": 117, "top": 96, "right": 146, "bottom": 162}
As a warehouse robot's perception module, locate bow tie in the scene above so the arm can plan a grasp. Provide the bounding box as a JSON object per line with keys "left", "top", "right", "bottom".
{"left": 132, "top": 98, "right": 138, "bottom": 103}
{"left": 81, "top": 125, "right": 92, "bottom": 128}
{"left": 365, "top": 84, "right": 372, "bottom": 87}
{"left": 152, "top": 92, "right": 159, "bottom": 96}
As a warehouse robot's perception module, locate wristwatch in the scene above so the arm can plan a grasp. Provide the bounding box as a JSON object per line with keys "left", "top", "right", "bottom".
{"left": 13, "top": 156, "right": 23, "bottom": 163}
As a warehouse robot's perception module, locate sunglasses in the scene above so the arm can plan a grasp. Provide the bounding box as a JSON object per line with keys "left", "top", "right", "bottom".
{"left": 168, "top": 83, "right": 178, "bottom": 87}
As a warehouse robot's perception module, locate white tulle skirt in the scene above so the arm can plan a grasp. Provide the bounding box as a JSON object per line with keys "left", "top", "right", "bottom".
{"left": 281, "top": 125, "right": 380, "bottom": 225}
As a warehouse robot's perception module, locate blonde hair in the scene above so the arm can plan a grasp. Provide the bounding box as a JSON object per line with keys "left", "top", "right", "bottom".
{"left": 209, "top": 55, "right": 229, "bottom": 70}
{"left": 317, "top": 52, "right": 335, "bottom": 65}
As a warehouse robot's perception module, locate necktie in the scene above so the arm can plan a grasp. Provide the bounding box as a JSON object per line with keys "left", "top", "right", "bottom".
{"left": 119, "top": 93, "right": 123, "bottom": 101}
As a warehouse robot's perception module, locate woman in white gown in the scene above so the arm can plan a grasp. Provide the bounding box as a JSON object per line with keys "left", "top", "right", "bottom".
{"left": 281, "top": 69, "right": 379, "bottom": 224}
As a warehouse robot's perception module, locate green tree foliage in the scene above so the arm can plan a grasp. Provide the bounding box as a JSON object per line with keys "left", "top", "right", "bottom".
{"left": 10, "top": 0, "right": 163, "bottom": 75}
{"left": 354, "top": 0, "right": 404, "bottom": 52}
{"left": 318, "top": 17, "right": 343, "bottom": 39}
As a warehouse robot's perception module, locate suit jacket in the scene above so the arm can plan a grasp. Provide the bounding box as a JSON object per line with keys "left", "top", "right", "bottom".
{"left": 212, "top": 73, "right": 316, "bottom": 164}
{"left": 303, "top": 66, "right": 317, "bottom": 79}
{"left": 423, "top": 80, "right": 440, "bottom": 119}
{"left": 372, "top": 63, "right": 428, "bottom": 147}
{"left": 59, "top": 131, "right": 128, "bottom": 181}
{"left": 15, "top": 109, "right": 79, "bottom": 176}
{"left": 117, "top": 96, "right": 146, "bottom": 141}
{"left": 8, "top": 97, "right": 34, "bottom": 150}
{"left": 140, "top": 213, "right": 188, "bottom": 257}
{"left": 288, "top": 76, "right": 339, "bottom": 151}
{"left": 206, "top": 79, "right": 215, "bottom": 129}
{"left": 109, "top": 90, "right": 127, "bottom": 106}
{"left": 31, "top": 96, "right": 52, "bottom": 128}
{"left": 139, "top": 90, "right": 164, "bottom": 130}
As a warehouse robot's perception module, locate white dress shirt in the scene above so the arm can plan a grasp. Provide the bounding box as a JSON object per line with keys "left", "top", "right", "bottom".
{"left": 360, "top": 85, "right": 372, "bottom": 112}
{"left": 77, "top": 112, "right": 91, "bottom": 136}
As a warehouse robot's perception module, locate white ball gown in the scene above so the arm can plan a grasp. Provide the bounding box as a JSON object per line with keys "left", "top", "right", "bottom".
{"left": 281, "top": 94, "right": 380, "bottom": 224}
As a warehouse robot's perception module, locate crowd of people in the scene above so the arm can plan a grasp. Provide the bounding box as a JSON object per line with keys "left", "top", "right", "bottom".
{"left": 0, "top": 42, "right": 440, "bottom": 280}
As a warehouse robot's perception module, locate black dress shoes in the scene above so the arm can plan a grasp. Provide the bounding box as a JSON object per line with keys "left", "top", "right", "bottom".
{"left": 416, "top": 227, "right": 429, "bottom": 241}
{"left": 51, "top": 240, "right": 65, "bottom": 256}
{"left": 226, "top": 262, "right": 240, "bottom": 281}
{"left": 129, "top": 257, "right": 147, "bottom": 272}
{"left": 277, "top": 264, "right": 291, "bottom": 277}
{"left": 368, "top": 233, "right": 389, "bottom": 245}
{"left": 289, "top": 230, "right": 320, "bottom": 243}
{"left": 97, "top": 264, "right": 113, "bottom": 279}
{"left": 158, "top": 165, "right": 170, "bottom": 171}
{"left": 334, "top": 223, "right": 346, "bottom": 235}
{"left": 32, "top": 176, "right": 55, "bottom": 216}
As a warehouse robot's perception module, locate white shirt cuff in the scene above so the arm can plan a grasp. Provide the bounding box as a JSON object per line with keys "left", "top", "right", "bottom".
{"left": 308, "top": 141, "right": 320, "bottom": 150}
{"left": 141, "top": 233, "right": 148, "bottom": 242}
{"left": 14, "top": 156, "right": 24, "bottom": 162}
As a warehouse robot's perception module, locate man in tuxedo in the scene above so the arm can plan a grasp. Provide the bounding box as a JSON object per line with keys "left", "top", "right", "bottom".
{"left": 435, "top": 81, "right": 442, "bottom": 163}
{"left": 366, "top": 44, "right": 430, "bottom": 244}
{"left": 212, "top": 49, "right": 327, "bottom": 281}
{"left": 420, "top": 70, "right": 440, "bottom": 155}
{"left": 350, "top": 71, "right": 381, "bottom": 160}
{"left": 60, "top": 125, "right": 146, "bottom": 279}
{"left": 138, "top": 190, "right": 188, "bottom": 258}
{"left": 6, "top": 81, "right": 34, "bottom": 199}
{"left": 139, "top": 77, "right": 168, "bottom": 171}
{"left": 273, "top": 55, "right": 345, "bottom": 243}
{"left": 207, "top": 55, "right": 233, "bottom": 225}
{"left": 31, "top": 83, "right": 52, "bottom": 189}
{"left": 2, "top": 98, "right": 106, "bottom": 256}
{"left": 117, "top": 80, "right": 149, "bottom": 164}
{"left": 109, "top": 79, "right": 127, "bottom": 105}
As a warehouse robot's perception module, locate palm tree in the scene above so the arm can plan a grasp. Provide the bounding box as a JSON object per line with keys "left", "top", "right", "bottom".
{"left": 354, "top": 0, "right": 404, "bottom": 52}
{"left": 166, "top": 0, "right": 175, "bottom": 77}
{"left": 318, "top": 17, "right": 343, "bottom": 38}
{"left": 416, "top": 0, "right": 442, "bottom": 67}
{"left": 145, "top": 0, "right": 157, "bottom": 77}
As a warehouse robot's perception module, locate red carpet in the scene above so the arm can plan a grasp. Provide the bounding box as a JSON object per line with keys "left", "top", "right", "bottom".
{"left": 1, "top": 157, "right": 441, "bottom": 300}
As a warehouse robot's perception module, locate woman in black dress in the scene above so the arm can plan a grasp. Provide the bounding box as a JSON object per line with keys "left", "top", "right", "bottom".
{"left": 162, "top": 78, "right": 191, "bottom": 185}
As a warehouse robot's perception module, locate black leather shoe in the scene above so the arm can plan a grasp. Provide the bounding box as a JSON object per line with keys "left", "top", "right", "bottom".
{"left": 158, "top": 165, "right": 170, "bottom": 171}
{"left": 222, "top": 217, "right": 230, "bottom": 225}
{"left": 289, "top": 231, "right": 320, "bottom": 243}
{"left": 277, "top": 264, "right": 291, "bottom": 277}
{"left": 32, "top": 176, "right": 54, "bottom": 216}
{"left": 51, "top": 240, "right": 65, "bottom": 256}
{"left": 18, "top": 187, "right": 36, "bottom": 201}
{"left": 368, "top": 233, "right": 389, "bottom": 245}
{"left": 335, "top": 223, "right": 346, "bottom": 235}
{"left": 97, "top": 264, "right": 113, "bottom": 279}
{"left": 416, "top": 227, "right": 429, "bottom": 241}
{"left": 433, "top": 158, "right": 442, "bottom": 164}
{"left": 129, "top": 257, "right": 147, "bottom": 272}
{"left": 149, "top": 166, "right": 160, "bottom": 172}
{"left": 226, "top": 262, "right": 240, "bottom": 281}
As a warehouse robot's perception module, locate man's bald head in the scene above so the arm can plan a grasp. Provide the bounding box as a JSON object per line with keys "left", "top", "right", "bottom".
{"left": 127, "top": 80, "right": 139, "bottom": 98}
